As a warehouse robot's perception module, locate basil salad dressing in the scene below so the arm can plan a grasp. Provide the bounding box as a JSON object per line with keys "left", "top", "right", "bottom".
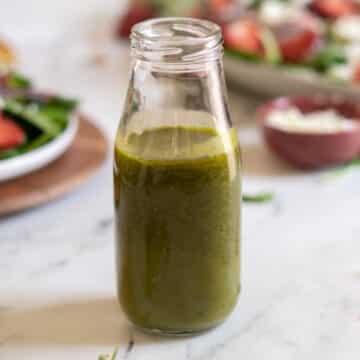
{"left": 114, "top": 18, "right": 242, "bottom": 335}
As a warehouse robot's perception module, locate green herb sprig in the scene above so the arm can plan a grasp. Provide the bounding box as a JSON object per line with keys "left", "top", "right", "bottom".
{"left": 243, "top": 192, "right": 274, "bottom": 203}
{"left": 7, "top": 71, "right": 32, "bottom": 90}
{"left": 305, "top": 44, "right": 346, "bottom": 73}
{"left": 324, "top": 157, "right": 360, "bottom": 179}
{"left": 0, "top": 91, "right": 78, "bottom": 160}
{"left": 98, "top": 348, "right": 118, "bottom": 360}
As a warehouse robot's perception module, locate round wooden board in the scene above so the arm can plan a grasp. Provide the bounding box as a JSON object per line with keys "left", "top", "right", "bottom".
{"left": 0, "top": 115, "right": 107, "bottom": 216}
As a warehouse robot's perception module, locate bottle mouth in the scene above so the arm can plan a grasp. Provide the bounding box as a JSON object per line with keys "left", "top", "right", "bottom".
{"left": 131, "top": 17, "right": 223, "bottom": 65}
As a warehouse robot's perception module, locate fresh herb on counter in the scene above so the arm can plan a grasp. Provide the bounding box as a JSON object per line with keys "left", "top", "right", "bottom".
{"left": 243, "top": 192, "right": 274, "bottom": 203}
{"left": 98, "top": 348, "right": 118, "bottom": 360}
{"left": 325, "top": 157, "right": 360, "bottom": 179}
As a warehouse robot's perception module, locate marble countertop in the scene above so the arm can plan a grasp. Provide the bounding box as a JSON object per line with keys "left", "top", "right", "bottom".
{"left": 1, "top": 1, "right": 360, "bottom": 359}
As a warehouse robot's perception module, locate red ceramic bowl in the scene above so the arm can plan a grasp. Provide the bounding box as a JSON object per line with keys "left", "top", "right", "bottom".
{"left": 257, "top": 96, "right": 360, "bottom": 169}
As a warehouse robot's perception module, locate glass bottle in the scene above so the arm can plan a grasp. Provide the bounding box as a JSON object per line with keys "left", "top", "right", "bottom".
{"left": 114, "top": 17, "right": 241, "bottom": 335}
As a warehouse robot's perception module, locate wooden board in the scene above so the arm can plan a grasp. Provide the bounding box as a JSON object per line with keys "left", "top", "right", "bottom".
{"left": 0, "top": 115, "right": 107, "bottom": 216}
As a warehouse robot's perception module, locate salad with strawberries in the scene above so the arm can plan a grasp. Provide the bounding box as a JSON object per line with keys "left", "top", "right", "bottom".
{"left": 116, "top": 0, "right": 360, "bottom": 85}
{"left": 0, "top": 71, "right": 78, "bottom": 160}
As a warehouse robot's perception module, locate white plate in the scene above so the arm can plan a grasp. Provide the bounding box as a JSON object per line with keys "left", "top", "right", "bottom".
{"left": 224, "top": 56, "right": 360, "bottom": 100}
{"left": 0, "top": 114, "right": 78, "bottom": 182}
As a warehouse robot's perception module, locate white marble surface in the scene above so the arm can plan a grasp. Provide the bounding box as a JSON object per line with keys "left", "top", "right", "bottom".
{"left": 1, "top": 1, "right": 360, "bottom": 359}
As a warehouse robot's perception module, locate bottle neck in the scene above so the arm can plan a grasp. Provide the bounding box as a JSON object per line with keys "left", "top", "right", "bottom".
{"left": 130, "top": 17, "right": 223, "bottom": 73}
{"left": 122, "top": 18, "right": 232, "bottom": 133}
{"left": 131, "top": 55, "right": 223, "bottom": 74}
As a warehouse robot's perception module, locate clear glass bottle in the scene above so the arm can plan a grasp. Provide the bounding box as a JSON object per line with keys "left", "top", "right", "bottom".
{"left": 114, "top": 17, "right": 241, "bottom": 335}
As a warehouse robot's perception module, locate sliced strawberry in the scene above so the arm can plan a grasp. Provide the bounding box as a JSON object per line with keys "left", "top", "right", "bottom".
{"left": 353, "top": 63, "right": 360, "bottom": 83}
{"left": 309, "top": 0, "right": 358, "bottom": 19}
{"left": 0, "top": 114, "right": 26, "bottom": 151}
{"left": 223, "top": 18, "right": 264, "bottom": 56}
{"left": 273, "top": 21, "right": 318, "bottom": 63}
{"left": 209, "top": 0, "right": 234, "bottom": 12}
{"left": 116, "top": 5, "right": 154, "bottom": 39}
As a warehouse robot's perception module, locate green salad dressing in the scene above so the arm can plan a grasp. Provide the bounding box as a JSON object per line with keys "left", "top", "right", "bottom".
{"left": 114, "top": 126, "right": 241, "bottom": 333}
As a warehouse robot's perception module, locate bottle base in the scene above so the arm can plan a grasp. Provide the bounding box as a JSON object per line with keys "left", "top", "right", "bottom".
{"left": 132, "top": 320, "right": 225, "bottom": 337}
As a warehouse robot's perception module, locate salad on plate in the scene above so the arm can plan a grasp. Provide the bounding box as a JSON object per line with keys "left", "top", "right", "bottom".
{"left": 116, "top": 0, "right": 360, "bottom": 86}
{"left": 0, "top": 71, "right": 78, "bottom": 161}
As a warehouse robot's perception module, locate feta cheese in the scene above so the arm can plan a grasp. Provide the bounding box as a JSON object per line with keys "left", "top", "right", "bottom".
{"left": 328, "top": 64, "right": 353, "bottom": 81}
{"left": 266, "top": 107, "right": 357, "bottom": 133}
{"left": 333, "top": 16, "right": 360, "bottom": 43}
{"left": 292, "top": 0, "right": 312, "bottom": 6}
{"left": 259, "top": 1, "right": 295, "bottom": 25}
{"left": 344, "top": 43, "right": 360, "bottom": 64}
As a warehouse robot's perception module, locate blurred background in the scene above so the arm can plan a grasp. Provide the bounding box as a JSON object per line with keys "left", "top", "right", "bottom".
{"left": 1, "top": 0, "right": 128, "bottom": 134}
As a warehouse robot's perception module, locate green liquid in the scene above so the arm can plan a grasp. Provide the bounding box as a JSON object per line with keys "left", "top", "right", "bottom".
{"left": 114, "top": 126, "right": 241, "bottom": 334}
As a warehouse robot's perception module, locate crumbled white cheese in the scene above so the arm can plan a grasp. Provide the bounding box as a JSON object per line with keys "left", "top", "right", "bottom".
{"left": 266, "top": 107, "right": 357, "bottom": 133}
{"left": 292, "top": 0, "right": 312, "bottom": 6}
{"left": 328, "top": 64, "right": 353, "bottom": 81}
{"left": 333, "top": 16, "right": 360, "bottom": 43}
{"left": 259, "top": 1, "right": 295, "bottom": 25}
{"left": 345, "top": 43, "right": 360, "bottom": 65}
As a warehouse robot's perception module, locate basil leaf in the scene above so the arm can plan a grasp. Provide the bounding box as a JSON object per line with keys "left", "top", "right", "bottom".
{"left": 243, "top": 192, "right": 274, "bottom": 203}
{"left": 0, "top": 133, "right": 52, "bottom": 160}
{"left": 306, "top": 44, "right": 346, "bottom": 73}
{"left": 46, "top": 96, "right": 78, "bottom": 111}
{"left": 0, "top": 147, "right": 23, "bottom": 160}
{"left": 7, "top": 71, "right": 32, "bottom": 89}
{"left": 38, "top": 97, "right": 78, "bottom": 127}
{"left": 4, "top": 99, "right": 63, "bottom": 136}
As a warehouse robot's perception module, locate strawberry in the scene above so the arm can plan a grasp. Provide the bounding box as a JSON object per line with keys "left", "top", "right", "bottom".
{"left": 309, "top": 0, "right": 358, "bottom": 19}
{"left": 353, "top": 63, "right": 360, "bottom": 82}
{"left": 116, "top": 5, "right": 154, "bottom": 38}
{"left": 223, "top": 18, "right": 264, "bottom": 56}
{"left": 273, "top": 21, "right": 318, "bottom": 62}
{"left": 208, "top": 0, "right": 234, "bottom": 12}
{"left": 0, "top": 114, "right": 26, "bottom": 151}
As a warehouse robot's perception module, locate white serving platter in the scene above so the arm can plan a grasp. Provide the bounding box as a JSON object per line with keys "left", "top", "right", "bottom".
{"left": 224, "top": 56, "right": 360, "bottom": 100}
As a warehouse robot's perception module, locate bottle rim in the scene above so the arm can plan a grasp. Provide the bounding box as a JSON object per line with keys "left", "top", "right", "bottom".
{"left": 131, "top": 17, "right": 223, "bottom": 65}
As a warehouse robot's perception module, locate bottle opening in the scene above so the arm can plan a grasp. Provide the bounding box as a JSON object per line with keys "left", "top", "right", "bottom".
{"left": 131, "top": 17, "right": 223, "bottom": 65}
